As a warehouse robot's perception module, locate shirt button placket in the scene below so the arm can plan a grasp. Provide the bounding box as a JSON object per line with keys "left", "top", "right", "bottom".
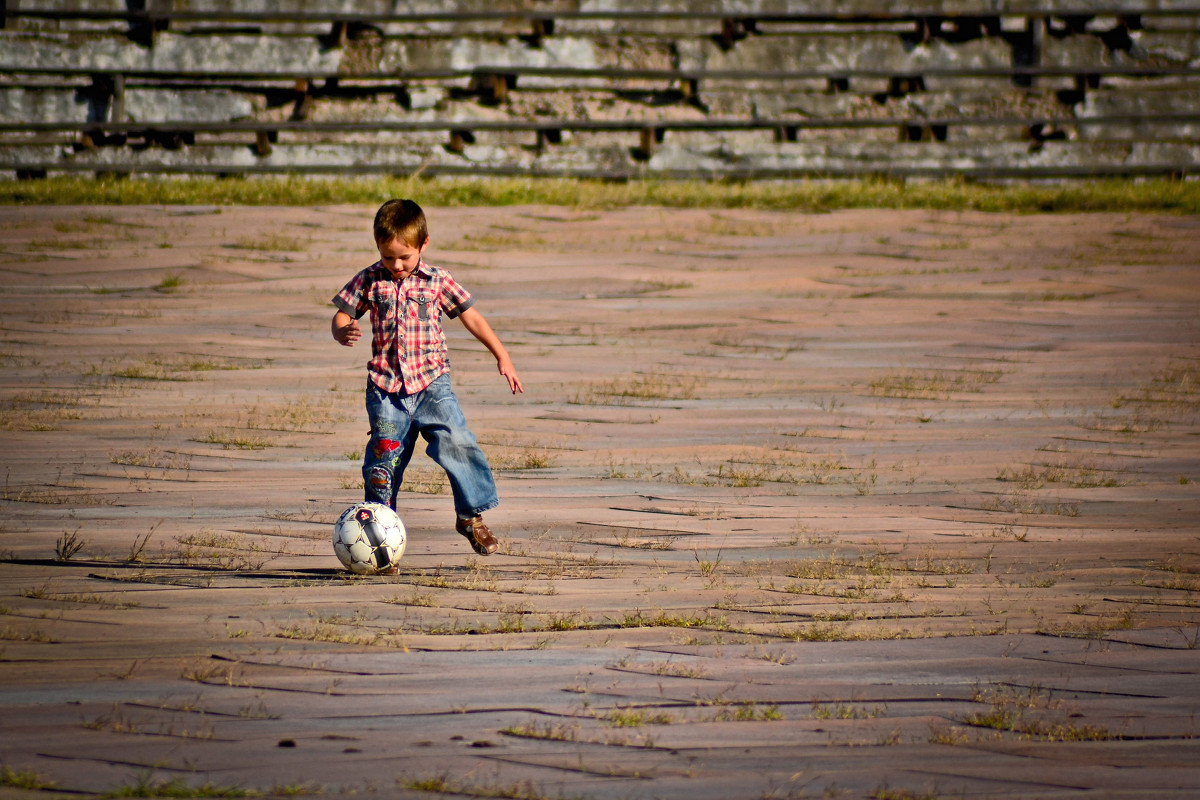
{"left": 393, "top": 291, "right": 404, "bottom": 390}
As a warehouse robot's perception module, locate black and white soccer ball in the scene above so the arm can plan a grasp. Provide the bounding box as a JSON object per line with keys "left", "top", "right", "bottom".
{"left": 332, "top": 502, "right": 407, "bottom": 574}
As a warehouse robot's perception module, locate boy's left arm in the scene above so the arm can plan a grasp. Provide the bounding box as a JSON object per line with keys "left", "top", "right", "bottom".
{"left": 458, "top": 307, "right": 523, "bottom": 394}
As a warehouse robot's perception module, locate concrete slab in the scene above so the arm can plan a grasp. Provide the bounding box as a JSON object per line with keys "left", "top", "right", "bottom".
{"left": 1, "top": 204, "right": 1198, "bottom": 799}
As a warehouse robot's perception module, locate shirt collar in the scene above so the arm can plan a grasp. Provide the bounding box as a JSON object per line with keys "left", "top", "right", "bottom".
{"left": 372, "top": 259, "right": 433, "bottom": 282}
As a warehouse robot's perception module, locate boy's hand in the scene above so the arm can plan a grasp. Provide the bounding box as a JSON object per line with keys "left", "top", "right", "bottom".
{"left": 333, "top": 317, "right": 361, "bottom": 347}
{"left": 497, "top": 356, "right": 524, "bottom": 394}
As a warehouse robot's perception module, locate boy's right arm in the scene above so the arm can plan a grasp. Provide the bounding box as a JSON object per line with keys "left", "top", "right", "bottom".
{"left": 332, "top": 310, "right": 361, "bottom": 347}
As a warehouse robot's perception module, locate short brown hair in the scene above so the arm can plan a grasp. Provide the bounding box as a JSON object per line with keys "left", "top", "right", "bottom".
{"left": 373, "top": 199, "right": 428, "bottom": 247}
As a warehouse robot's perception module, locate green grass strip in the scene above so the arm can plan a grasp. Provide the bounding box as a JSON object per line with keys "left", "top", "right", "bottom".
{"left": 1, "top": 175, "right": 1197, "bottom": 213}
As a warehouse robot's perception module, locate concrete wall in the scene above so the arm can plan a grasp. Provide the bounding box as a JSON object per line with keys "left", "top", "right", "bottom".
{"left": 2, "top": 1, "right": 1198, "bottom": 179}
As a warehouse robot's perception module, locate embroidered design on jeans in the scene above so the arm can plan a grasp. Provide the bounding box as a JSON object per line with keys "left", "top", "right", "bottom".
{"left": 373, "top": 438, "right": 402, "bottom": 460}
{"left": 367, "top": 464, "right": 392, "bottom": 496}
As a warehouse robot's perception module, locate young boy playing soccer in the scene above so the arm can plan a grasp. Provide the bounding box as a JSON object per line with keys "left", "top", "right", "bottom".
{"left": 331, "top": 199, "right": 523, "bottom": 556}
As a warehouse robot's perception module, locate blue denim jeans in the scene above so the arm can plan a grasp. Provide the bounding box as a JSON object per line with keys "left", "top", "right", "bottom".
{"left": 363, "top": 374, "right": 499, "bottom": 519}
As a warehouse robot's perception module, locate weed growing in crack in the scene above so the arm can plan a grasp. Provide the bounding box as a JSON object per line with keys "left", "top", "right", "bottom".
{"left": 962, "top": 683, "right": 1113, "bottom": 741}
{"left": 603, "top": 706, "right": 675, "bottom": 727}
{"left": 0, "top": 765, "right": 56, "bottom": 791}
{"left": 868, "top": 368, "right": 1003, "bottom": 400}
{"left": 126, "top": 520, "right": 161, "bottom": 563}
{"left": 106, "top": 773, "right": 252, "bottom": 798}
{"left": 813, "top": 701, "right": 889, "bottom": 720}
{"left": 1038, "top": 604, "right": 1137, "bottom": 638}
{"left": 571, "top": 372, "right": 699, "bottom": 406}
{"left": 870, "top": 785, "right": 940, "bottom": 800}
{"left": 400, "top": 773, "right": 579, "bottom": 800}
{"left": 707, "top": 702, "right": 784, "bottom": 722}
{"left": 54, "top": 529, "right": 86, "bottom": 561}
{"left": 500, "top": 721, "right": 580, "bottom": 742}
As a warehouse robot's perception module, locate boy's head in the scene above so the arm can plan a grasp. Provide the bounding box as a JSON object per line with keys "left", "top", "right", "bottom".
{"left": 374, "top": 199, "right": 429, "bottom": 281}
{"left": 374, "top": 199, "right": 428, "bottom": 249}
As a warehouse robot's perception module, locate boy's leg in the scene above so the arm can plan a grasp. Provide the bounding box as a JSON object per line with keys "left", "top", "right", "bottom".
{"left": 390, "top": 430, "right": 420, "bottom": 508}
{"left": 362, "top": 382, "right": 416, "bottom": 509}
{"left": 411, "top": 375, "right": 500, "bottom": 554}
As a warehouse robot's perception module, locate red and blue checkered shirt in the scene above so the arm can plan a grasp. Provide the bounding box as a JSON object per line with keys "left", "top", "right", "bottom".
{"left": 333, "top": 260, "right": 474, "bottom": 395}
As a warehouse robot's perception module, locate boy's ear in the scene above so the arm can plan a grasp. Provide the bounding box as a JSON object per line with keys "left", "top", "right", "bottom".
{"left": 419, "top": 237, "right": 430, "bottom": 254}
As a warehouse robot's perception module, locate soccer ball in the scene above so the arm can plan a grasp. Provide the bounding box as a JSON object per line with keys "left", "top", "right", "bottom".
{"left": 332, "top": 502, "right": 407, "bottom": 574}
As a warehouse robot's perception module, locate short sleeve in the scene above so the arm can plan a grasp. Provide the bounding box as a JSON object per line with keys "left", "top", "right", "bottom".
{"left": 333, "top": 268, "right": 372, "bottom": 319}
{"left": 438, "top": 270, "right": 474, "bottom": 319}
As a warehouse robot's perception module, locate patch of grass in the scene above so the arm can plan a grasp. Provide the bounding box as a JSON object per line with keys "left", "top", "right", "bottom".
{"left": 452, "top": 229, "right": 547, "bottom": 251}
{"left": 646, "top": 659, "right": 709, "bottom": 679}
{"left": 998, "top": 460, "right": 1124, "bottom": 489}
{"left": 0, "top": 625, "right": 53, "bottom": 643}
{"left": 571, "top": 372, "right": 698, "bottom": 405}
{"left": 603, "top": 706, "right": 675, "bottom": 727}
{"left": 868, "top": 368, "right": 1003, "bottom": 400}
{"left": 1, "top": 764, "right": 56, "bottom": 790}
{"left": 1116, "top": 360, "right": 1200, "bottom": 409}
{"left": 615, "top": 609, "right": 726, "bottom": 630}
{"left": 543, "top": 609, "right": 592, "bottom": 629}
{"left": 5, "top": 176, "right": 1199, "bottom": 214}
{"left": 110, "top": 357, "right": 247, "bottom": 381}
{"left": 400, "top": 466, "right": 448, "bottom": 494}
{"left": 713, "top": 453, "right": 851, "bottom": 488}
{"left": 155, "top": 273, "right": 185, "bottom": 293}
{"left": 106, "top": 772, "right": 254, "bottom": 797}
{"left": 927, "top": 723, "right": 970, "bottom": 745}
{"left": 708, "top": 702, "right": 784, "bottom": 722}
{"left": 111, "top": 448, "right": 193, "bottom": 471}
{"left": 168, "top": 531, "right": 288, "bottom": 570}
{"left": 693, "top": 548, "right": 723, "bottom": 582}
{"left": 1, "top": 391, "right": 91, "bottom": 431}
{"left": 383, "top": 589, "right": 438, "bottom": 607}
{"left": 28, "top": 235, "right": 98, "bottom": 250}
{"left": 228, "top": 233, "right": 305, "bottom": 251}
{"left": 194, "top": 430, "right": 274, "bottom": 450}
{"left": 981, "top": 490, "right": 1079, "bottom": 517}
{"left": 500, "top": 721, "right": 579, "bottom": 742}
{"left": 487, "top": 447, "right": 555, "bottom": 470}
{"left": 754, "top": 647, "right": 796, "bottom": 665}
{"left": 785, "top": 555, "right": 857, "bottom": 580}
{"left": 41, "top": 592, "right": 141, "bottom": 609}
{"left": 267, "top": 783, "right": 322, "bottom": 796}
{"left": 788, "top": 622, "right": 859, "bottom": 641}
{"left": 813, "top": 701, "right": 889, "bottom": 720}
{"left": 871, "top": 787, "right": 940, "bottom": 800}
{"left": 83, "top": 704, "right": 215, "bottom": 740}
{"left": 273, "top": 621, "right": 381, "bottom": 647}
{"left": 1040, "top": 604, "right": 1138, "bottom": 638}
{"left": 1138, "top": 556, "right": 1200, "bottom": 592}
{"left": 1097, "top": 360, "right": 1200, "bottom": 434}
{"left": 963, "top": 684, "right": 1113, "bottom": 741}
{"left": 243, "top": 397, "right": 341, "bottom": 433}
{"left": 900, "top": 551, "right": 975, "bottom": 575}
{"left": 399, "top": 773, "right": 581, "bottom": 800}
{"left": 1, "top": 480, "right": 112, "bottom": 506}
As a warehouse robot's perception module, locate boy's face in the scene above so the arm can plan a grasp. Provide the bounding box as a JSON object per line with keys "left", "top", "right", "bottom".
{"left": 377, "top": 235, "right": 427, "bottom": 281}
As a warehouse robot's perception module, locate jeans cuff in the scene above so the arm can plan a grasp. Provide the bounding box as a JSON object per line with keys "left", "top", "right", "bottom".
{"left": 459, "top": 499, "right": 499, "bottom": 519}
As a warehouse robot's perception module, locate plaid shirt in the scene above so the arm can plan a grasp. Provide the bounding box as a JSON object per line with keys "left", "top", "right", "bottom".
{"left": 333, "top": 260, "right": 474, "bottom": 395}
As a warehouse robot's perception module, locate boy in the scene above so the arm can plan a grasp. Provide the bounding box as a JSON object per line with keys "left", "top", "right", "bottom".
{"left": 331, "top": 199, "right": 522, "bottom": 556}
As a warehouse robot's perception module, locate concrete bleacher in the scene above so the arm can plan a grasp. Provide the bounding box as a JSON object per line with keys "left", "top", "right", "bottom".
{"left": 2, "top": 0, "right": 1198, "bottom": 179}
